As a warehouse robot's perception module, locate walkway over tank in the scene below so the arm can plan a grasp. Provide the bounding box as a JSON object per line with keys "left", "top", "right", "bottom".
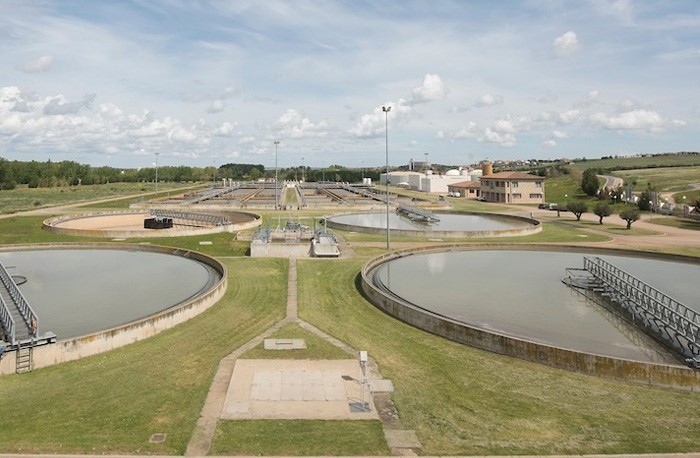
{"left": 0, "top": 260, "right": 38, "bottom": 345}
{"left": 564, "top": 256, "right": 700, "bottom": 368}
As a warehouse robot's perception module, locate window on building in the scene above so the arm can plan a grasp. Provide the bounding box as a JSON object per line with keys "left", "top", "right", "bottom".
{"left": 529, "top": 193, "right": 543, "bottom": 198}
{"left": 535, "top": 181, "right": 542, "bottom": 188}
{"left": 513, "top": 193, "right": 522, "bottom": 199}
{"left": 512, "top": 182, "right": 518, "bottom": 188}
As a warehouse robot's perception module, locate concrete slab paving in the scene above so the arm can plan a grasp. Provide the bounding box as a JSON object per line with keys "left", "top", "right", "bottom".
{"left": 384, "top": 429, "right": 423, "bottom": 449}
{"left": 221, "top": 359, "right": 378, "bottom": 420}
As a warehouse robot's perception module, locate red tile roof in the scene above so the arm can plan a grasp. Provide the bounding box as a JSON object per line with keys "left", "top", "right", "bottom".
{"left": 480, "top": 172, "right": 542, "bottom": 180}
{"left": 447, "top": 181, "right": 481, "bottom": 188}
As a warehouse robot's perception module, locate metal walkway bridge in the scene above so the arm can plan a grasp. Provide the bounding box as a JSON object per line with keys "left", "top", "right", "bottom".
{"left": 0, "top": 260, "right": 41, "bottom": 373}
{"left": 563, "top": 256, "right": 700, "bottom": 367}
{"left": 151, "top": 209, "right": 230, "bottom": 227}
{"left": 396, "top": 203, "right": 440, "bottom": 223}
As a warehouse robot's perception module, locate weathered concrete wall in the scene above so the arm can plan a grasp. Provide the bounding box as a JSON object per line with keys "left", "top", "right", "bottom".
{"left": 43, "top": 211, "right": 260, "bottom": 238}
{"left": 0, "top": 243, "right": 226, "bottom": 375}
{"left": 361, "top": 244, "right": 700, "bottom": 392}
{"left": 326, "top": 211, "right": 541, "bottom": 239}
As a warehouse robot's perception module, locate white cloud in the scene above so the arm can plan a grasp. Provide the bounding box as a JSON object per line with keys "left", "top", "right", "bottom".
{"left": 480, "top": 128, "right": 516, "bottom": 147}
{"left": 590, "top": 109, "right": 665, "bottom": 131}
{"left": 213, "top": 121, "right": 237, "bottom": 136}
{"left": 559, "top": 109, "right": 581, "bottom": 124}
{"left": 410, "top": 74, "right": 448, "bottom": 104}
{"left": 17, "top": 55, "right": 55, "bottom": 73}
{"left": 475, "top": 93, "right": 503, "bottom": 107}
{"left": 453, "top": 122, "right": 478, "bottom": 139}
{"left": 552, "top": 31, "right": 580, "bottom": 58}
{"left": 543, "top": 139, "right": 557, "bottom": 147}
{"left": 207, "top": 100, "right": 225, "bottom": 113}
{"left": 350, "top": 99, "right": 411, "bottom": 138}
{"left": 277, "top": 108, "right": 327, "bottom": 138}
{"left": 552, "top": 129, "right": 568, "bottom": 139}
{"left": 43, "top": 93, "right": 96, "bottom": 115}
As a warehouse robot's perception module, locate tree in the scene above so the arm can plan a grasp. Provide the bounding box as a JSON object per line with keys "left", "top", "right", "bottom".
{"left": 593, "top": 202, "right": 612, "bottom": 224}
{"left": 566, "top": 201, "right": 587, "bottom": 220}
{"left": 580, "top": 168, "right": 600, "bottom": 196}
{"left": 619, "top": 207, "right": 641, "bottom": 229}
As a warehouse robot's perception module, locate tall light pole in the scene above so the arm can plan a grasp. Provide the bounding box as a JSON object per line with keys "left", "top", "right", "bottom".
{"left": 301, "top": 156, "right": 305, "bottom": 182}
{"left": 383, "top": 105, "right": 391, "bottom": 250}
{"left": 154, "top": 152, "right": 159, "bottom": 195}
{"left": 273, "top": 140, "right": 280, "bottom": 210}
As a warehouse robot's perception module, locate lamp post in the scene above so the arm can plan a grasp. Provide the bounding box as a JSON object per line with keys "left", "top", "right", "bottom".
{"left": 383, "top": 105, "right": 391, "bottom": 250}
{"left": 154, "top": 152, "right": 159, "bottom": 195}
{"left": 301, "top": 156, "right": 304, "bottom": 182}
{"left": 274, "top": 140, "right": 280, "bottom": 210}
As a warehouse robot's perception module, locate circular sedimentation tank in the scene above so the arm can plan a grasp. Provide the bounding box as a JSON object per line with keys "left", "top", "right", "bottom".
{"left": 326, "top": 211, "right": 540, "bottom": 238}
{"left": 0, "top": 244, "right": 226, "bottom": 373}
{"left": 361, "top": 245, "right": 700, "bottom": 390}
{"left": 1, "top": 247, "right": 220, "bottom": 339}
{"left": 43, "top": 210, "right": 260, "bottom": 238}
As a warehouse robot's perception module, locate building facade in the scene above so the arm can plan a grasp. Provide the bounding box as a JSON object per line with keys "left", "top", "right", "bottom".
{"left": 479, "top": 172, "right": 544, "bottom": 204}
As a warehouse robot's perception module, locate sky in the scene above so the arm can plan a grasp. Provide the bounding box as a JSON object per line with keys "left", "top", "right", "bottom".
{"left": 1, "top": 0, "right": 699, "bottom": 170}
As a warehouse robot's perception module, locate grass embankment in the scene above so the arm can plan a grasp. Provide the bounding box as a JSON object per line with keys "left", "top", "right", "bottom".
{"left": 0, "top": 258, "right": 287, "bottom": 454}
{"left": 297, "top": 258, "right": 700, "bottom": 456}
{"left": 647, "top": 216, "right": 700, "bottom": 232}
{"left": 0, "top": 215, "right": 250, "bottom": 257}
{"left": 0, "top": 182, "right": 199, "bottom": 214}
{"left": 573, "top": 154, "right": 700, "bottom": 171}
{"left": 211, "top": 420, "right": 388, "bottom": 456}
{"left": 614, "top": 167, "right": 700, "bottom": 194}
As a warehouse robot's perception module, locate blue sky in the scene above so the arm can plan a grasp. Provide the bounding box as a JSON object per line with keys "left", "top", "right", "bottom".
{"left": 1, "top": 0, "right": 699, "bottom": 169}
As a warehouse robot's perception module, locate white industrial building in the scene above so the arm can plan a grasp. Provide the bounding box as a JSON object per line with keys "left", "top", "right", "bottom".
{"left": 380, "top": 168, "right": 482, "bottom": 194}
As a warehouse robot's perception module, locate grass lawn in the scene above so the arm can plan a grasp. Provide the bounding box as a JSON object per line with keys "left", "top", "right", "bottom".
{"left": 241, "top": 322, "right": 351, "bottom": 360}
{"left": 0, "top": 182, "right": 198, "bottom": 214}
{"left": 573, "top": 155, "right": 700, "bottom": 171}
{"left": 0, "top": 257, "right": 287, "bottom": 454}
{"left": 613, "top": 166, "right": 700, "bottom": 193}
{"left": 647, "top": 216, "right": 700, "bottom": 231}
{"left": 297, "top": 258, "right": 700, "bottom": 455}
{"left": 211, "top": 420, "right": 389, "bottom": 456}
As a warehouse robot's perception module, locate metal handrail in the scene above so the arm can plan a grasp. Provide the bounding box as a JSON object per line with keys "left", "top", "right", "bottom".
{"left": 0, "top": 294, "right": 15, "bottom": 345}
{"left": 0, "top": 261, "right": 38, "bottom": 337}
{"left": 583, "top": 256, "right": 700, "bottom": 356}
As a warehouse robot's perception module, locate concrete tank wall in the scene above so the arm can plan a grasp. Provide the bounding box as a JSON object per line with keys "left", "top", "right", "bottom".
{"left": 361, "top": 244, "right": 700, "bottom": 392}
{"left": 0, "top": 243, "right": 226, "bottom": 375}
{"left": 43, "top": 211, "right": 261, "bottom": 238}
{"left": 326, "top": 211, "right": 541, "bottom": 239}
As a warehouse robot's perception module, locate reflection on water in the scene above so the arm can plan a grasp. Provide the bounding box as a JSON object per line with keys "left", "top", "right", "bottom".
{"left": 331, "top": 212, "right": 532, "bottom": 231}
{"left": 0, "top": 249, "right": 218, "bottom": 339}
{"left": 373, "top": 250, "right": 700, "bottom": 363}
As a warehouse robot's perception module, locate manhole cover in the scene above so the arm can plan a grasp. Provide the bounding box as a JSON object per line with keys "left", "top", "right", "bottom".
{"left": 149, "top": 433, "right": 167, "bottom": 444}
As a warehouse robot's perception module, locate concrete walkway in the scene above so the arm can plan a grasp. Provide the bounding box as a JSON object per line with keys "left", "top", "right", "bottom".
{"left": 185, "top": 257, "right": 420, "bottom": 455}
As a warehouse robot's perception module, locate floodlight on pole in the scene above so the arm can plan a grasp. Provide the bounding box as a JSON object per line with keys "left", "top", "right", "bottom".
{"left": 382, "top": 105, "right": 391, "bottom": 250}
{"left": 274, "top": 140, "right": 280, "bottom": 210}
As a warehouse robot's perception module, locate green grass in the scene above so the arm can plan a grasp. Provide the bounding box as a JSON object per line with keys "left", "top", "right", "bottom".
{"left": 646, "top": 216, "right": 700, "bottom": 231}
{"left": 613, "top": 166, "right": 700, "bottom": 193}
{"left": 0, "top": 182, "right": 197, "bottom": 214}
{"left": 0, "top": 257, "right": 287, "bottom": 454}
{"left": 552, "top": 219, "right": 661, "bottom": 236}
{"left": 297, "top": 258, "right": 700, "bottom": 455}
{"left": 211, "top": 420, "right": 389, "bottom": 456}
{"left": 241, "top": 322, "right": 352, "bottom": 360}
{"left": 573, "top": 155, "right": 700, "bottom": 171}
{"left": 0, "top": 215, "right": 250, "bottom": 256}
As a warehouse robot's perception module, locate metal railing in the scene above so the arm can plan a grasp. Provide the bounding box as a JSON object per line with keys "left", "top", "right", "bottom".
{"left": 396, "top": 203, "right": 440, "bottom": 222}
{"left": 0, "top": 294, "right": 15, "bottom": 345}
{"left": 151, "top": 209, "right": 229, "bottom": 226}
{"left": 0, "top": 261, "right": 38, "bottom": 339}
{"left": 566, "top": 256, "right": 700, "bottom": 362}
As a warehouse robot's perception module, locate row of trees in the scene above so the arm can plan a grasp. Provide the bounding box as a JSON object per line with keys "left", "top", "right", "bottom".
{"left": 0, "top": 157, "right": 384, "bottom": 190}
{"left": 562, "top": 201, "right": 641, "bottom": 229}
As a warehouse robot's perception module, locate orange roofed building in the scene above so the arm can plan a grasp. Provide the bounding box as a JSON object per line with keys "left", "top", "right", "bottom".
{"left": 479, "top": 171, "right": 545, "bottom": 204}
